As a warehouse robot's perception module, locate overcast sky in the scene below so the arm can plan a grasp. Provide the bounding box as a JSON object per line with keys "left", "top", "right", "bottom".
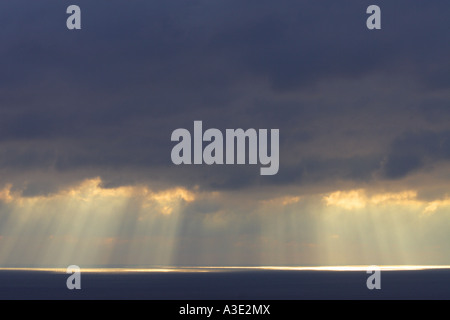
{"left": 0, "top": 1, "right": 449, "bottom": 267}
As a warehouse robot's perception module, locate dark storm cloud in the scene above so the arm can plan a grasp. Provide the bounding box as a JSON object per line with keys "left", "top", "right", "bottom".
{"left": 1, "top": 1, "right": 450, "bottom": 193}
{"left": 383, "top": 130, "right": 450, "bottom": 179}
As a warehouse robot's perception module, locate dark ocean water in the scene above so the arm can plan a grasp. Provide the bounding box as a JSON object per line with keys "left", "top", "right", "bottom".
{"left": 0, "top": 269, "right": 449, "bottom": 300}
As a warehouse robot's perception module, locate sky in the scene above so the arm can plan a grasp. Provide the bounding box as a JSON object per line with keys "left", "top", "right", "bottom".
{"left": 0, "top": 0, "right": 450, "bottom": 267}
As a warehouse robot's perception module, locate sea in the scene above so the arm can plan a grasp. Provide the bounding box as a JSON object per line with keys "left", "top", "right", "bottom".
{"left": 0, "top": 266, "right": 449, "bottom": 300}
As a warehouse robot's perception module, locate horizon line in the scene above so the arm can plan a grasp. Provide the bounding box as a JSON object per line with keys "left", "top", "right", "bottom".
{"left": 1, "top": 265, "right": 450, "bottom": 273}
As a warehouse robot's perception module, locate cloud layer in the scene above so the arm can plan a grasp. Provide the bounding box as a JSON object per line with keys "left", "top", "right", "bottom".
{"left": 1, "top": 1, "right": 450, "bottom": 266}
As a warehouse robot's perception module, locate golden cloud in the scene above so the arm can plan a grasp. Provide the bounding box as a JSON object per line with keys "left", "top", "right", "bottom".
{"left": 323, "top": 188, "right": 450, "bottom": 214}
